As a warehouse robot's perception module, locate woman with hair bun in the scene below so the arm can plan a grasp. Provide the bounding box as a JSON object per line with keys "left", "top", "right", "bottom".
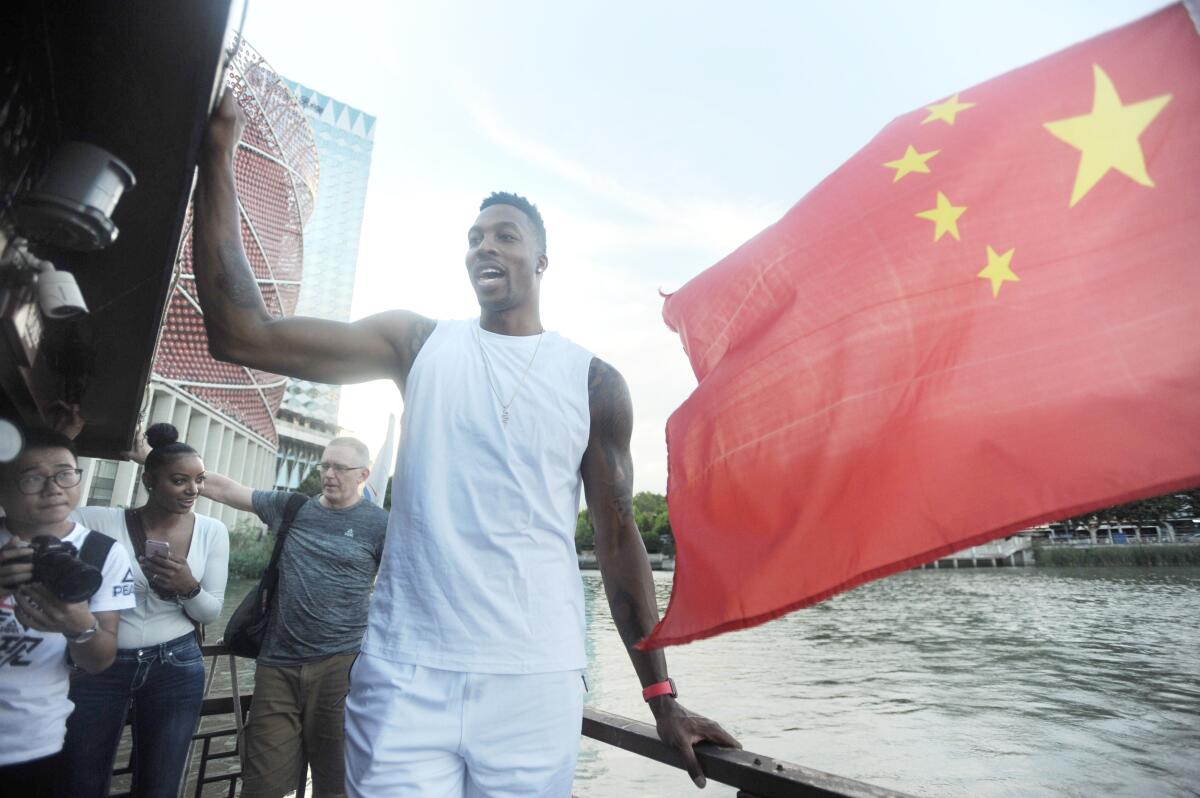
{"left": 60, "top": 423, "right": 230, "bottom": 798}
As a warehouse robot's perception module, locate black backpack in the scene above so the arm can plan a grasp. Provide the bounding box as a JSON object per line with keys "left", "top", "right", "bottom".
{"left": 223, "top": 493, "right": 308, "bottom": 659}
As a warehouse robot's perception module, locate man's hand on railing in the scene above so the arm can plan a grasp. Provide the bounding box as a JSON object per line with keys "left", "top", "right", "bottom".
{"left": 650, "top": 698, "right": 741, "bottom": 788}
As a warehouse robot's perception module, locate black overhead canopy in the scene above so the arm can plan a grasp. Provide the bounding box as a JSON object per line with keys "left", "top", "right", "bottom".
{"left": 0, "top": 0, "right": 234, "bottom": 456}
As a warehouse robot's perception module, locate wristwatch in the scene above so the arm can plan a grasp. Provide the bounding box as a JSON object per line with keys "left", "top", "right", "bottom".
{"left": 178, "top": 582, "right": 202, "bottom": 601}
{"left": 65, "top": 620, "right": 98, "bottom": 645}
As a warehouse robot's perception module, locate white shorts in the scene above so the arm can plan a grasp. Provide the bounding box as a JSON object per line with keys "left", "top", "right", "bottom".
{"left": 343, "top": 652, "right": 585, "bottom": 797}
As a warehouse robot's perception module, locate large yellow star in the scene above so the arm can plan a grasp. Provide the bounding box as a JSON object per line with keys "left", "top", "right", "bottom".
{"left": 915, "top": 191, "right": 967, "bottom": 241}
{"left": 883, "top": 145, "right": 939, "bottom": 182}
{"left": 977, "top": 245, "right": 1018, "bottom": 298}
{"left": 922, "top": 94, "right": 975, "bottom": 125}
{"left": 1043, "top": 64, "right": 1171, "bottom": 207}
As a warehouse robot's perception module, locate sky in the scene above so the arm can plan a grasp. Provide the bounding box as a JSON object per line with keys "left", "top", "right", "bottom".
{"left": 241, "top": 0, "right": 1171, "bottom": 493}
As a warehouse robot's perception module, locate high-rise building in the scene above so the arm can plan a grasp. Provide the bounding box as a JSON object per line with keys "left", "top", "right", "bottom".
{"left": 274, "top": 80, "right": 376, "bottom": 490}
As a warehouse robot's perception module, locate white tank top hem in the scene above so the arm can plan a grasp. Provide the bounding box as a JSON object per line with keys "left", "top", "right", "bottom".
{"left": 362, "top": 318, "right": 593, "bottom": 674}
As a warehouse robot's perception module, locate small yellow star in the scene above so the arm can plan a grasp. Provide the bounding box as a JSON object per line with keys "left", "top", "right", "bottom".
{"left": 921, "top": 94, "right": 975, "bottom": 126}
{"left": 977, "top": 245, "right": 1018, "bottom": 298}
{"left": 1043, "top": 64, "right": 1171, "bottom": 207}
{"left": 883, "top": 145, "right": 940, "bottom": 182}
{"left": 915, "top": 191, "right": 967, "bottom": 242}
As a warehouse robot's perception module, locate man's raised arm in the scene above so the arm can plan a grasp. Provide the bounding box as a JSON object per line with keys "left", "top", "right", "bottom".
{"left": 200, "top": 471, "right": 256, "bottom": 514}
{"left": 193, "top": 92, "right": 433, "bottom": 388}
{"left": 581, "top": 357, "right": 740, "bottom": 789}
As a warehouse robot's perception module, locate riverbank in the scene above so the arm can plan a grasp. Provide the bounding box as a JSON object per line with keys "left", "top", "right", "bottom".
{"left": 1036, "top": 542, "right": 1200, "bottom": 567}
{"left": 577, "top": 551, "right": 674, "bottom": 571}
{"left": 228, "top": 531, "right": 1200, "bottom": 580}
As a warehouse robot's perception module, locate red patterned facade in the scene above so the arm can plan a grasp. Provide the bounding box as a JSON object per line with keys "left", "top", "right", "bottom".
{"left": 152, "top": 43, "right": 319, "bottom": 446}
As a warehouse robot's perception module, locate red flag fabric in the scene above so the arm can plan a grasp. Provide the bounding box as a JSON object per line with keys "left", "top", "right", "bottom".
{"left": 645, "top": 5, "right": 1200, "bottom": 649}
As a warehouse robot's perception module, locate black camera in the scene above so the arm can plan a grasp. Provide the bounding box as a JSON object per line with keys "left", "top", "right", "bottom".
{"left": 17, "top": 535, "right": 103, "bottom": 603}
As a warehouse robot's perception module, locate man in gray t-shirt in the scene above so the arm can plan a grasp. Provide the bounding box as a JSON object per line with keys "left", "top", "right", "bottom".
{"left": 253, "top": 489, "right": 386, "bottom": 667}
{"left": 203, "top": 436, "right": 388, "bottom": 798}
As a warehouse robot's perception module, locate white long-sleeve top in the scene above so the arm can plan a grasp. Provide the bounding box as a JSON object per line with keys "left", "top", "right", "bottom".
{"left": 70, "top": 507, "right": 230, "bottom": 649}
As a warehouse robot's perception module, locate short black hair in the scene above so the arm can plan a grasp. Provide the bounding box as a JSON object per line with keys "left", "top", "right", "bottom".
{"left": 479, "top": 192, "right": 546, "bottom": 253}
{"left": 0, "top": 428, "right": 76, "bottom": 481}
{"left": 20, "top": 428, "right": 77, "bottom": 456}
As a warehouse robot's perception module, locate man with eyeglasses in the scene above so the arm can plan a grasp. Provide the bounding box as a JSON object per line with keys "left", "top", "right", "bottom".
{"left": 0, "top": 429, "right": 134, "bottom": 796}
{"left": 189, "top": 436, "right": 388, "bottom": 798}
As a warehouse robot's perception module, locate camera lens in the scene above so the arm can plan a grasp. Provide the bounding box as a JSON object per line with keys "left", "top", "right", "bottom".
{"left": 29, "top": 535, "right": 103, "bottom": 604}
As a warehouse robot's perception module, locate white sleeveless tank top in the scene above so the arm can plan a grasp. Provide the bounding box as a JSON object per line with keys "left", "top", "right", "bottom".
{"left": 362, "top": 318, "right": 594, "bottom": 672}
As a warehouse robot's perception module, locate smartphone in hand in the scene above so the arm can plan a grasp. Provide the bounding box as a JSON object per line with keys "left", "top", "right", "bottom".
{"left": 144, "top": 539, "right": 171, "bottom": 560}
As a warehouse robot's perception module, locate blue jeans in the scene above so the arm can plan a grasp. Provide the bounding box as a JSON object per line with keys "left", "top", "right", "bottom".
{"left": 60, "top": 632, "right": 205, "bottom": 798}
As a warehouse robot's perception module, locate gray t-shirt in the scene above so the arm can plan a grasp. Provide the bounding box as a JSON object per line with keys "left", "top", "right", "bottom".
{"left": 252, "top": 491, "right": 388, "bottom": 666}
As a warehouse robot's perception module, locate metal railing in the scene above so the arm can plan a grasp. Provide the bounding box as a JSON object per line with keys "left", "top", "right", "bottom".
{"left": 121, "top": 644, "right": 912, "bottom": 798}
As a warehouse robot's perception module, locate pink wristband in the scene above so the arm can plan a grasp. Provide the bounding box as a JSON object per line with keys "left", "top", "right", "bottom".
{"left": 642, "top": 678, "right": 677, "bottom": 701}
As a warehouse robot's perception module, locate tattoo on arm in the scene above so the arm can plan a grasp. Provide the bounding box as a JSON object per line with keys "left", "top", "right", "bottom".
{"left": 395, "top": 316, "right": 437, "bottom": 395}
{"left": 407, "top": 317, "right": 436, "bottom": 363}
{"left": 586, "top": 359, "right": 669, "bottom": 676}
{"left": 588, "top": 358, "right": 635, "bottom": 523}
{"left": 611, "top": 588, "right": 649, "bottom": 649}
{"left": 214, "top": 241, "right": 264, "bottom": 310}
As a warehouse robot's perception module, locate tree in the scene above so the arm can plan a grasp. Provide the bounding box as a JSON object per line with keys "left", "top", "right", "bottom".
{"left": 632, "top": 491, "right": 667, "bottom": 532}
{"left": 576, "top": 492, "right": 673, "bottom": 552}
{"left": 652, "top": 511, "right": 675, "bottom": 557}
{"left": 575, "top": 509, "right": 594, "bottom": 551}
{"left": 631, "top": 492, "right": 668, "bottom": 553}
{"left": 297, "top": 467, "right": 322, "bottom": 497}
{"left": 1062, "top": 486, "right": 1200, "bottom": 526}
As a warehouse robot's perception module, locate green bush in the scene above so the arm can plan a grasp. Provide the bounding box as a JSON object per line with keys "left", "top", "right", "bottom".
{"left": 228, "top": 519, "right": 273, "bottom": 579}
{"left": 641, "top": 529, "right": 662, "bottom": 553}
{"left": 575, "top": 509, "right": 594, "bottom": 551}
{"left": 1037, "top": 543, "right": 1200, "bottom": 567}
{"left": 575, "top": 496, "right": 671, "bottom": 553}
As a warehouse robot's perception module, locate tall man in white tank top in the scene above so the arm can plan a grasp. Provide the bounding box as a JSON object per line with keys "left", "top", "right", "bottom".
{"left": 193, "top": 93, "right": 739, "bottom": 796}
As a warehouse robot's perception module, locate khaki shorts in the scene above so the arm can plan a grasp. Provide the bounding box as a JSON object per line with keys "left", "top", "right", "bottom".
{"left": 240, "top": 652, "right": 357, "bottom": 798}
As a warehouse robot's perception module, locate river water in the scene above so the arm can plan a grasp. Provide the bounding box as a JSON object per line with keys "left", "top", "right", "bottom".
{"left": 205, "top": 568, "right": 1200, "bottom": 797}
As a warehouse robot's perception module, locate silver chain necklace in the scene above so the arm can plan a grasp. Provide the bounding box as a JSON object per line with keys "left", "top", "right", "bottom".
{"left": 475, "top": 324, "right": 544, "bottom": 426}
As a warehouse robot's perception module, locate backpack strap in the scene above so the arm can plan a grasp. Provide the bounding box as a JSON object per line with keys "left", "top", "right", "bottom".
{"left": 78, "top": 529, "right": 116, "bottom": 571}
{"left": 259, "top": 493, "right": 309, "bottom": 611}
{"left": 265, "top": 492, "right": 309, "bottom": 573}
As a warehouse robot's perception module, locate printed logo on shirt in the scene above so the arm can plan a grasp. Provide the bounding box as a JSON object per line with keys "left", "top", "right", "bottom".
{"left": 0, "top": 598, "right": 43, "bottom": 668}
{"left": 344, "top": 528, "right": 355, "bottom": 538}
{"left": 113, "top": 568, "right": 136, "bottom": 598}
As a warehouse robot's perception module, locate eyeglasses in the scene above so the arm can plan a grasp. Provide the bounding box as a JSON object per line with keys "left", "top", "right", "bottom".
{"left": 316, "top": 463, "right": 366, "bottom": 475}
{"left": 16, "top": 468, "right": 83, "bottom": 495}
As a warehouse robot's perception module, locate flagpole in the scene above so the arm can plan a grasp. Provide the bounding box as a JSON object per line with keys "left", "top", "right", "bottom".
{"left": 364, "top": 413, "right": 395, "bottom": 506}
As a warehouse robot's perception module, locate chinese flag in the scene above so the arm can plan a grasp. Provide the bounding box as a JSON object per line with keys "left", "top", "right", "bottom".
{"left": 644, "top": 5, "right": 1200, "bottom": 648}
